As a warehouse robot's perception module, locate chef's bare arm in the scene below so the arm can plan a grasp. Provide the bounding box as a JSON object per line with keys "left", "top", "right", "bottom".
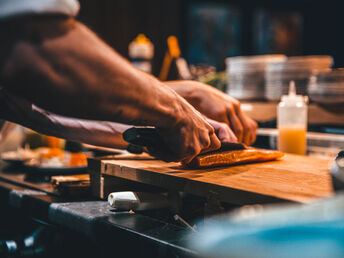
{"left": 0, "top": 89, "right": 129, "bottom": 149}
{"left": 0, "top": 16, "right": 220, "bottom": 162}
{"left": 0, "top": 17, "right": 178, "bottom": 125}
{"left": 0, "top": 90, "right": 235, "bottom": 151}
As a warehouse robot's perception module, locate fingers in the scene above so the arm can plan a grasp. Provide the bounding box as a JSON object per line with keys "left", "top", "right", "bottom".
{"left": 180, "top": 143, "right": 202, "bottom": 164}
{"left": 237, "top": 115, "right": 257, "bottom": 145}
{"left": 227, "top": 104, "right": 244, "bottom": 142}
{"left": 225, "top": 102, "right": 258, "bottom": 146}
{"left": 170, "top": 81, "right": 256, "bottom": 146}
{"left": 200, "top": 133, "right": 221, "bottom": 155}
{"left": 248, "top": 118, "right": 258, "bottom": 145}
{"left": 149, "top": 116, "right": 221, "bottom": 164}
{"left": 207, "top": 118, "right": 237, "bottom": 143}
{"left": 238, "top": 114, "right": 251, "bottom": 145}
{"left": 145, "top": 102, "right": 256, "bottom": 163}
{"left": 216, "top": 123, "right": 237, "bottom": 143}
{"left": 181, "top": 126, "right": 221, "bottom": 164}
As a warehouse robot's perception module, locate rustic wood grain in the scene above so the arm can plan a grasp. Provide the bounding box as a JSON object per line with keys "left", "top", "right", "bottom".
{"left": 99, "top": 154, "right": 334, "bottom": 205}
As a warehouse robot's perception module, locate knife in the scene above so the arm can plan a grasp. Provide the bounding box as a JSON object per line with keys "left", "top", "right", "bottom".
{"left": 123, "top": 127, "right": 247, "bottom": 154}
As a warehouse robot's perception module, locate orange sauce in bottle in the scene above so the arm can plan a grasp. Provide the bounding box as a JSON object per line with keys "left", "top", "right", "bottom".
{"left": 278, "top": 126, "right": 306, "bottom": 155}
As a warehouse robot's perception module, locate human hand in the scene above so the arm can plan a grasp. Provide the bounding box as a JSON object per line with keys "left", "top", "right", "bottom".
{"left": 206, "top": 118, "right": 238, "bottom": 143}
{"left": 140, "top": 117, "right": 236, "bottom": 161}
{"left": 147, "top": 97, "right": 221, "bottom": 163}
{"left": 166, "top": 80, "right": 257, "bottom": 145}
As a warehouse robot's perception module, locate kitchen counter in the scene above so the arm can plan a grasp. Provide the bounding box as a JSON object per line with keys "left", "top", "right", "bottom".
{"left": 0, "top": 145, "right": 337, "bottom": 257}
{"left": 0, "top": 161, "right": 196, "bottom": 258}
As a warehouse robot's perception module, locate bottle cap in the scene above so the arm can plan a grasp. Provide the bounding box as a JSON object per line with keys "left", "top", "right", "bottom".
{"left": 129, "top": 34, "right": 154, "bottom": 59}
{"left": 281, "top": 81, "right": 307, "bottom": 105}
{"left": 134, "top": 34, "right": 151, "bottom": 44}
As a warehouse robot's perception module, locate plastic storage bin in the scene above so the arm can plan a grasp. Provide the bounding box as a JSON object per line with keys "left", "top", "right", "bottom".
{"left": 226, "top": 55, "right": 286, "bottom": 100}
{"left": 308, "top": 69, "right": 344, "bottom": 105}
{"left": 266, "top": 55, "right": 333, "bottom": 101}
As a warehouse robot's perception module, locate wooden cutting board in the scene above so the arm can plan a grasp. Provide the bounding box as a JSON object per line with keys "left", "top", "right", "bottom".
{"left": 99, "top": 154, "right": 334, "bottom": 205}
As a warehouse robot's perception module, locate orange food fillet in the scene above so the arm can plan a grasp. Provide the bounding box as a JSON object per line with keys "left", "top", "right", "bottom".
{"left": 185, "top": 148, "right": 284, "bottom": 168}
{"left": 40, "top": 148, "right": 64, "bottom": 159}
{"left": 69, "top": 153, "right": 88, "bottom": 167}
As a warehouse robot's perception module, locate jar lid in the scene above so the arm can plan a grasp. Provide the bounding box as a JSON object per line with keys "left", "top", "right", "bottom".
{"left": 309, "top": 69, "right": 344, "bottom": 95}
{"left": 226, "top": 55, "right": 287, "bottom": 72}
{"left": 267, "top": 55, "right": 333, "bottom": 72}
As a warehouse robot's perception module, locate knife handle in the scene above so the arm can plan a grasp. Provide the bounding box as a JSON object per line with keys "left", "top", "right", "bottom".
{"left": 123, "top": 127, "right": 169, "bottom": 152}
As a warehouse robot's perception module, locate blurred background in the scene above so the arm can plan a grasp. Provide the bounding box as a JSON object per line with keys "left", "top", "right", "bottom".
{"left": 2, "top": 0, "right": 344, "bottom": 156}
{"left": 77, "top": 0, "right": 344, "bottom": 75}
{"left": 1, "top": 3, "right": 344, "bottom": 257}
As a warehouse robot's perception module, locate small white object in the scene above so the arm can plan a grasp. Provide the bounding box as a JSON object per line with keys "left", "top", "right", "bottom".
{"left": 108, "top": 191, "right": 170, "bottom": 211}
{"left": 5, "top": 240, "right": 18, "bottom": 253}
{"left": 108, "top": 191, "right": 137, "bottom": 208}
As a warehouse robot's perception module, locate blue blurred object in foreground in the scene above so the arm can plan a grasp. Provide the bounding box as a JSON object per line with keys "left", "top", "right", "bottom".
{"left": 189, "top": 194, "right": 344, "bottom": 258}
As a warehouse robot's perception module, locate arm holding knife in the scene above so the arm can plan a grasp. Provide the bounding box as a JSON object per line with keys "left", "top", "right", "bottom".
{"left": 0, "top": 88, "right": 236, "bottom": 152}
{"left": 0, "top": 16, "right": 255, "bottom": 163}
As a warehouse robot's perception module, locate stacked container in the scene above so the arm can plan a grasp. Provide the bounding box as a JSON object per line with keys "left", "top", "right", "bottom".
{"left": 265, "top": 56, "right": 333, "bottom": 101}
{"left": 226, "top": 55, "right": 286, "bottom": 100}
{"left": 308, "top": 69, "right": 344, "bottom": 105}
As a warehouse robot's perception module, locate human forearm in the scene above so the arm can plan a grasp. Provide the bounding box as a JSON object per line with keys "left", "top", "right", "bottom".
{"left": 0, "top": 90, "right": 129, "bottom": 149}
{"left": 0, "top": 17, "right": 184, "bottom": 128}
{"left": 30, "top": 110, "right": 130, "bottom": 149}
{"left": 0, "top": 17, "right": 222, "bottom": 162}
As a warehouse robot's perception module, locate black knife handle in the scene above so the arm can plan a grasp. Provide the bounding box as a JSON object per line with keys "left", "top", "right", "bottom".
{"left": 123, "top": 127, "right": 165, "bottom": 150}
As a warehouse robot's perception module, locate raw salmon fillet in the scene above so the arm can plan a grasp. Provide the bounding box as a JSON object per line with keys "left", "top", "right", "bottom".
{"left": 184, "top": 148, "right": 284, "bottom": 168}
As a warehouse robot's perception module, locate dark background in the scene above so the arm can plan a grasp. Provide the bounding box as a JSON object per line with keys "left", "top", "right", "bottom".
{"left": 77, "top": 0, "right": 344, "bottom": 76}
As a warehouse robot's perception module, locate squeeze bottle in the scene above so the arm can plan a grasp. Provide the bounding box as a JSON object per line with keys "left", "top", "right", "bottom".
{"left": 128, "top": 34, "right": 154, "bottom": 74}
{"left": 277, "top": 81, "right": 308, "bottom": 155}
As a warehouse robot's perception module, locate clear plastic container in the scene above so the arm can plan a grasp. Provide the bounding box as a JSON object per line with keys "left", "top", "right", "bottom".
{"left": 308, "top": 69, "right": 344, "bottom": 105}
{"left": 226, "top": 55, "right": 286, "bottom": 100}
{"left": 277, "top": 81, "right": 308, "bottom": 155}
{"left": 266, "top": 55, "right": 333, "bottom": 101}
